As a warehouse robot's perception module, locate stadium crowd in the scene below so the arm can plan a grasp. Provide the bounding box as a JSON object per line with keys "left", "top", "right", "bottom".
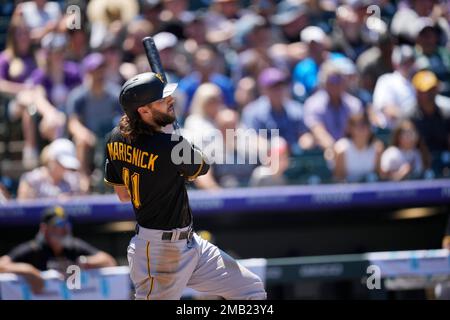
{"left": 0, "top": 0, "right": 450, "bottom": 201}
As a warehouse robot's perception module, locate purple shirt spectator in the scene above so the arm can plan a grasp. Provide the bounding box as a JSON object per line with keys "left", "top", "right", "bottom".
{"left": 0, "top": 52, "right": 36, "bottom": 83}
{"left": 27, "top": 62, "right": 81, "bottom": 109}
{"left": 242, "top": 96, "right": 306, "bottom": 148}
{"left": 304, "top": 90, "right": 363, "bottom": 141}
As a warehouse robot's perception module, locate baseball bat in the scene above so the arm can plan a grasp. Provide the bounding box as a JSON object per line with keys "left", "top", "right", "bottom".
{"left": 142, "top": 36, "right": 180, "bottom": 133}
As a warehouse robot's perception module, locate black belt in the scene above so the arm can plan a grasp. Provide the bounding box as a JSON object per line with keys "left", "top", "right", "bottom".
{"left": 136, "top": 225, "right": 193, "bottom": 241}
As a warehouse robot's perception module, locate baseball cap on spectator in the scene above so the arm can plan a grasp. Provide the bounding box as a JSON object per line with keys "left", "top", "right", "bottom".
{"left": 391, "top": 45, "right": 415, "bottom": 66}
{"left": 271, "top": 0, "right": 308, "bottom": 25}
{"left": 413, "top": 17, "right": 437, "bottom": 38}
{"left": 82, "top": 52, "right": 106, "bottom": 73}
{"left": 207, "top": 20, "right": 235, "bottom": 44}
{"left": 153, "top": 32, "right": 178, "bottom": 51}
{"left": 334, "top": 57, "right": 357, "bottom": 76}
{"left": 412, "top": 70, "right": 439, "bottom": 93}
{"left": 233, "top": 14, "right": 265, "bottom": 47}
{"left": 41, "top": 206, "right": 71, "bottom": 228}
{"left": 300, "top": 26, "right": 326, "bottom": 44}
{"left": 258, "top": 68, "right": 288, "bottom": 88}
{"left": 41, "top": 32, "right": 67, "bottom": 51}
{"left": 47, "top": 139, "right": 80, "bottom": 170}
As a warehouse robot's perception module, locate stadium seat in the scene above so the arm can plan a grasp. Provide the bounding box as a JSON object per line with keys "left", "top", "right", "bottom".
{"left": 285, "top": 148, "right": 332, "bottom": 185}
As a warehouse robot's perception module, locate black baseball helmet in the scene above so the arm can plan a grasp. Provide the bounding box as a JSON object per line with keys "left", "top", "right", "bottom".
{"left": 119, "top": 72, "right": 178, "bottom": 116}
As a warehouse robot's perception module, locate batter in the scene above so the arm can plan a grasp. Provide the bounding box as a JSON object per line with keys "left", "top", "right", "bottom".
{"left": 104, "top": 72, "right": 266, "bottom": 300}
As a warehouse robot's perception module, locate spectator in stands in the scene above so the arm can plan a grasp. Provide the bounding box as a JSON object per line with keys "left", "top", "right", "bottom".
{"left": 210, "top": 0, "right": 242, "bottom": 21}
{"left": 182, "top": 10, "right": 208, "bottom": 53}
{"left": 121, "top": 19, "right": 154, "bottom": 63}
{"left": 357, "top": 31, "right": 394, "bottom": 99}
{"left": 303, "top": 60, "right": 363, "bottom": 152}
{"left": 160, "top": 0, "right": 189, "bottom": 39}
{"left": 413, "top": 18, "right": 450, "bottom": 97}
{"left": 99, "top": 35, "right": 125, "bottom": 86}
{"left": 184, "top": 83, "right": 225, "bottom": 148}
{"left": 242, "top": 67, "right": 308, "bottom": 152}
{"left": 0, "top": 16, "right": 37, "bottom": 168}
{"left": 234, "top": 76, "right": 257, "bottom": 113}
{"left": 380, "top": 120, "right": 431, "bottom": 181}
{"left": 195, "top": 109, "right": 259, "bottom": 189}
{"left": 66, "top": 53, "right": 122, "bottom": 183}
{"left": 19, "top": 0, "right": 61, "bottom": 43}
{"left": 153, "top": 32, "right": 182, "bottom": 83}
{"left": 250, "top": 136, "right": 289, "bottom": 187}
{"left": 0, "top": 16, "right": 36, "bottom": 96}
{"left": 270, "top": 0, "right": 310, "bottom": 43}
{"left": 411, "top": 70, "right": 450, "bottom": 153}
{"left": 334, "top": 112, "right": 384, "bottom": 183}
{"left": 63, "top": 2, "right": 90, "bottom": 63}
{"left": 293, "top": 26, "right": 344, "bottom": 102}
{"left": 30, "top": 33, "right": 81, "bottom": 110}
{"left": 329, "top": 1, "right": 372, "bottom": 61}
{"left": 234, "top": 15, "right": 273, "bottom": 81}
{"left": 139, "top": 0, "right": 163, "bottom": 28}
{"left": 390, "top": 0, "right": 449, "bottom": 44}
{"left": 178, "top": 45, "right": 235, "bottom": 114}
{"left": 17, "top": 139, "right": 85, "bottom": 199}
{"left": 334, "top": 57, "right": 372, "bottom": 109}
{"left": 373, "top": 45, "right": 417, "bottom": 129}
{"left": 0, "top": 206, "right": 116, "bottom": 293}
{"left": 87, "top": 0, "right": 138, "bottom": 51}
{"left": 22, "top": 33, "right": 82, "bottom": 144}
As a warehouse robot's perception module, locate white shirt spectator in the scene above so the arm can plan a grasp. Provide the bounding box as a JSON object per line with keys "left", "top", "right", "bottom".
{"left": 380, "top": 146, "right": 423, "bottom": 176}
{"left": 21, "top": 1, "right": 61, "bottom": 29}
{"left": 334, "top": 138, "right": 377, "bottom": 182}
{"left": 19, "top": 167, "right": 81, "bottom": 199}
{"left": 249, "top": 166, "right": 287, "bottom": 187}
{"left": 373, "top": 71, "right": 417, "bottom": 128}
{"left": 183, "top": 114, "right": 218, "bottom": 149}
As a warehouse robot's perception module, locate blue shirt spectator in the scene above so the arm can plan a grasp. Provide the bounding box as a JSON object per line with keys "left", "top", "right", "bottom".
{"left": 292, "top": 26, "right": 344, "bottom": 101}
{"left": 303, "top": 60, "right": 363, "bottom": 150}
{"left": 179, "top": 71, "right": 235, "bottom": 112}
{"left": 178, "top": 45, "right": 235, "bottom": 115}
{"left": 242, "top": 68, "right": 306, "bottom": 149}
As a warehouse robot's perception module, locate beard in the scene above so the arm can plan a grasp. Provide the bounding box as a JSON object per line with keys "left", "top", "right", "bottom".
{"left": 152, "top": 108, "right": 176, "bottom": 127}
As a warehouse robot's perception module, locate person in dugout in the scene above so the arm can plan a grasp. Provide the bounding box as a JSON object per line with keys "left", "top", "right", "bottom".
{"left": 0, "top": 206, "right": 116, "bottom": 293}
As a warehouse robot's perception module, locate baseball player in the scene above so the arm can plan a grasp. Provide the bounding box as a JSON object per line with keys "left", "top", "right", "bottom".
{"left": 104, "top": 72, "right": 266, "bottom": 300}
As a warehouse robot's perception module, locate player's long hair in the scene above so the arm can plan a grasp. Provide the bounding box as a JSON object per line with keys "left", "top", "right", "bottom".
{"left": 119, "top": 113, "right": 155, "bottom": 142}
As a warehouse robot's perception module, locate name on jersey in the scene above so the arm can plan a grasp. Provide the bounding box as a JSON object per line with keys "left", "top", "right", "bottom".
{"left": 107, "top": 142, "right": 159, "bottom": 171}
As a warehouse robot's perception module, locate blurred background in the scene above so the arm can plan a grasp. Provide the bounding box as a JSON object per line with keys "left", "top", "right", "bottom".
{"left": 0, "top": 0, "right": 450, "bottom": 299}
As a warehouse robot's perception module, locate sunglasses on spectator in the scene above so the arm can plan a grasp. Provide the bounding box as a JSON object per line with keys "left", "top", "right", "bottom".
{"left": 351, "top": 121, "right": 369, "bottom": 128}
{"left": 327, "top": 74, "right": 344, "bottom": 85}
{"left": 400, "top": 130, "right": 417, "bottom": 138}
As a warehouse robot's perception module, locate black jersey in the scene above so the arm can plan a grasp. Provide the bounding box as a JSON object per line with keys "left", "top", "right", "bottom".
{"left": 8, "top": 234, "right": 99, "bottom": 272}
{"left": 104, "top": 127, "right": 209, "bottom": 230}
